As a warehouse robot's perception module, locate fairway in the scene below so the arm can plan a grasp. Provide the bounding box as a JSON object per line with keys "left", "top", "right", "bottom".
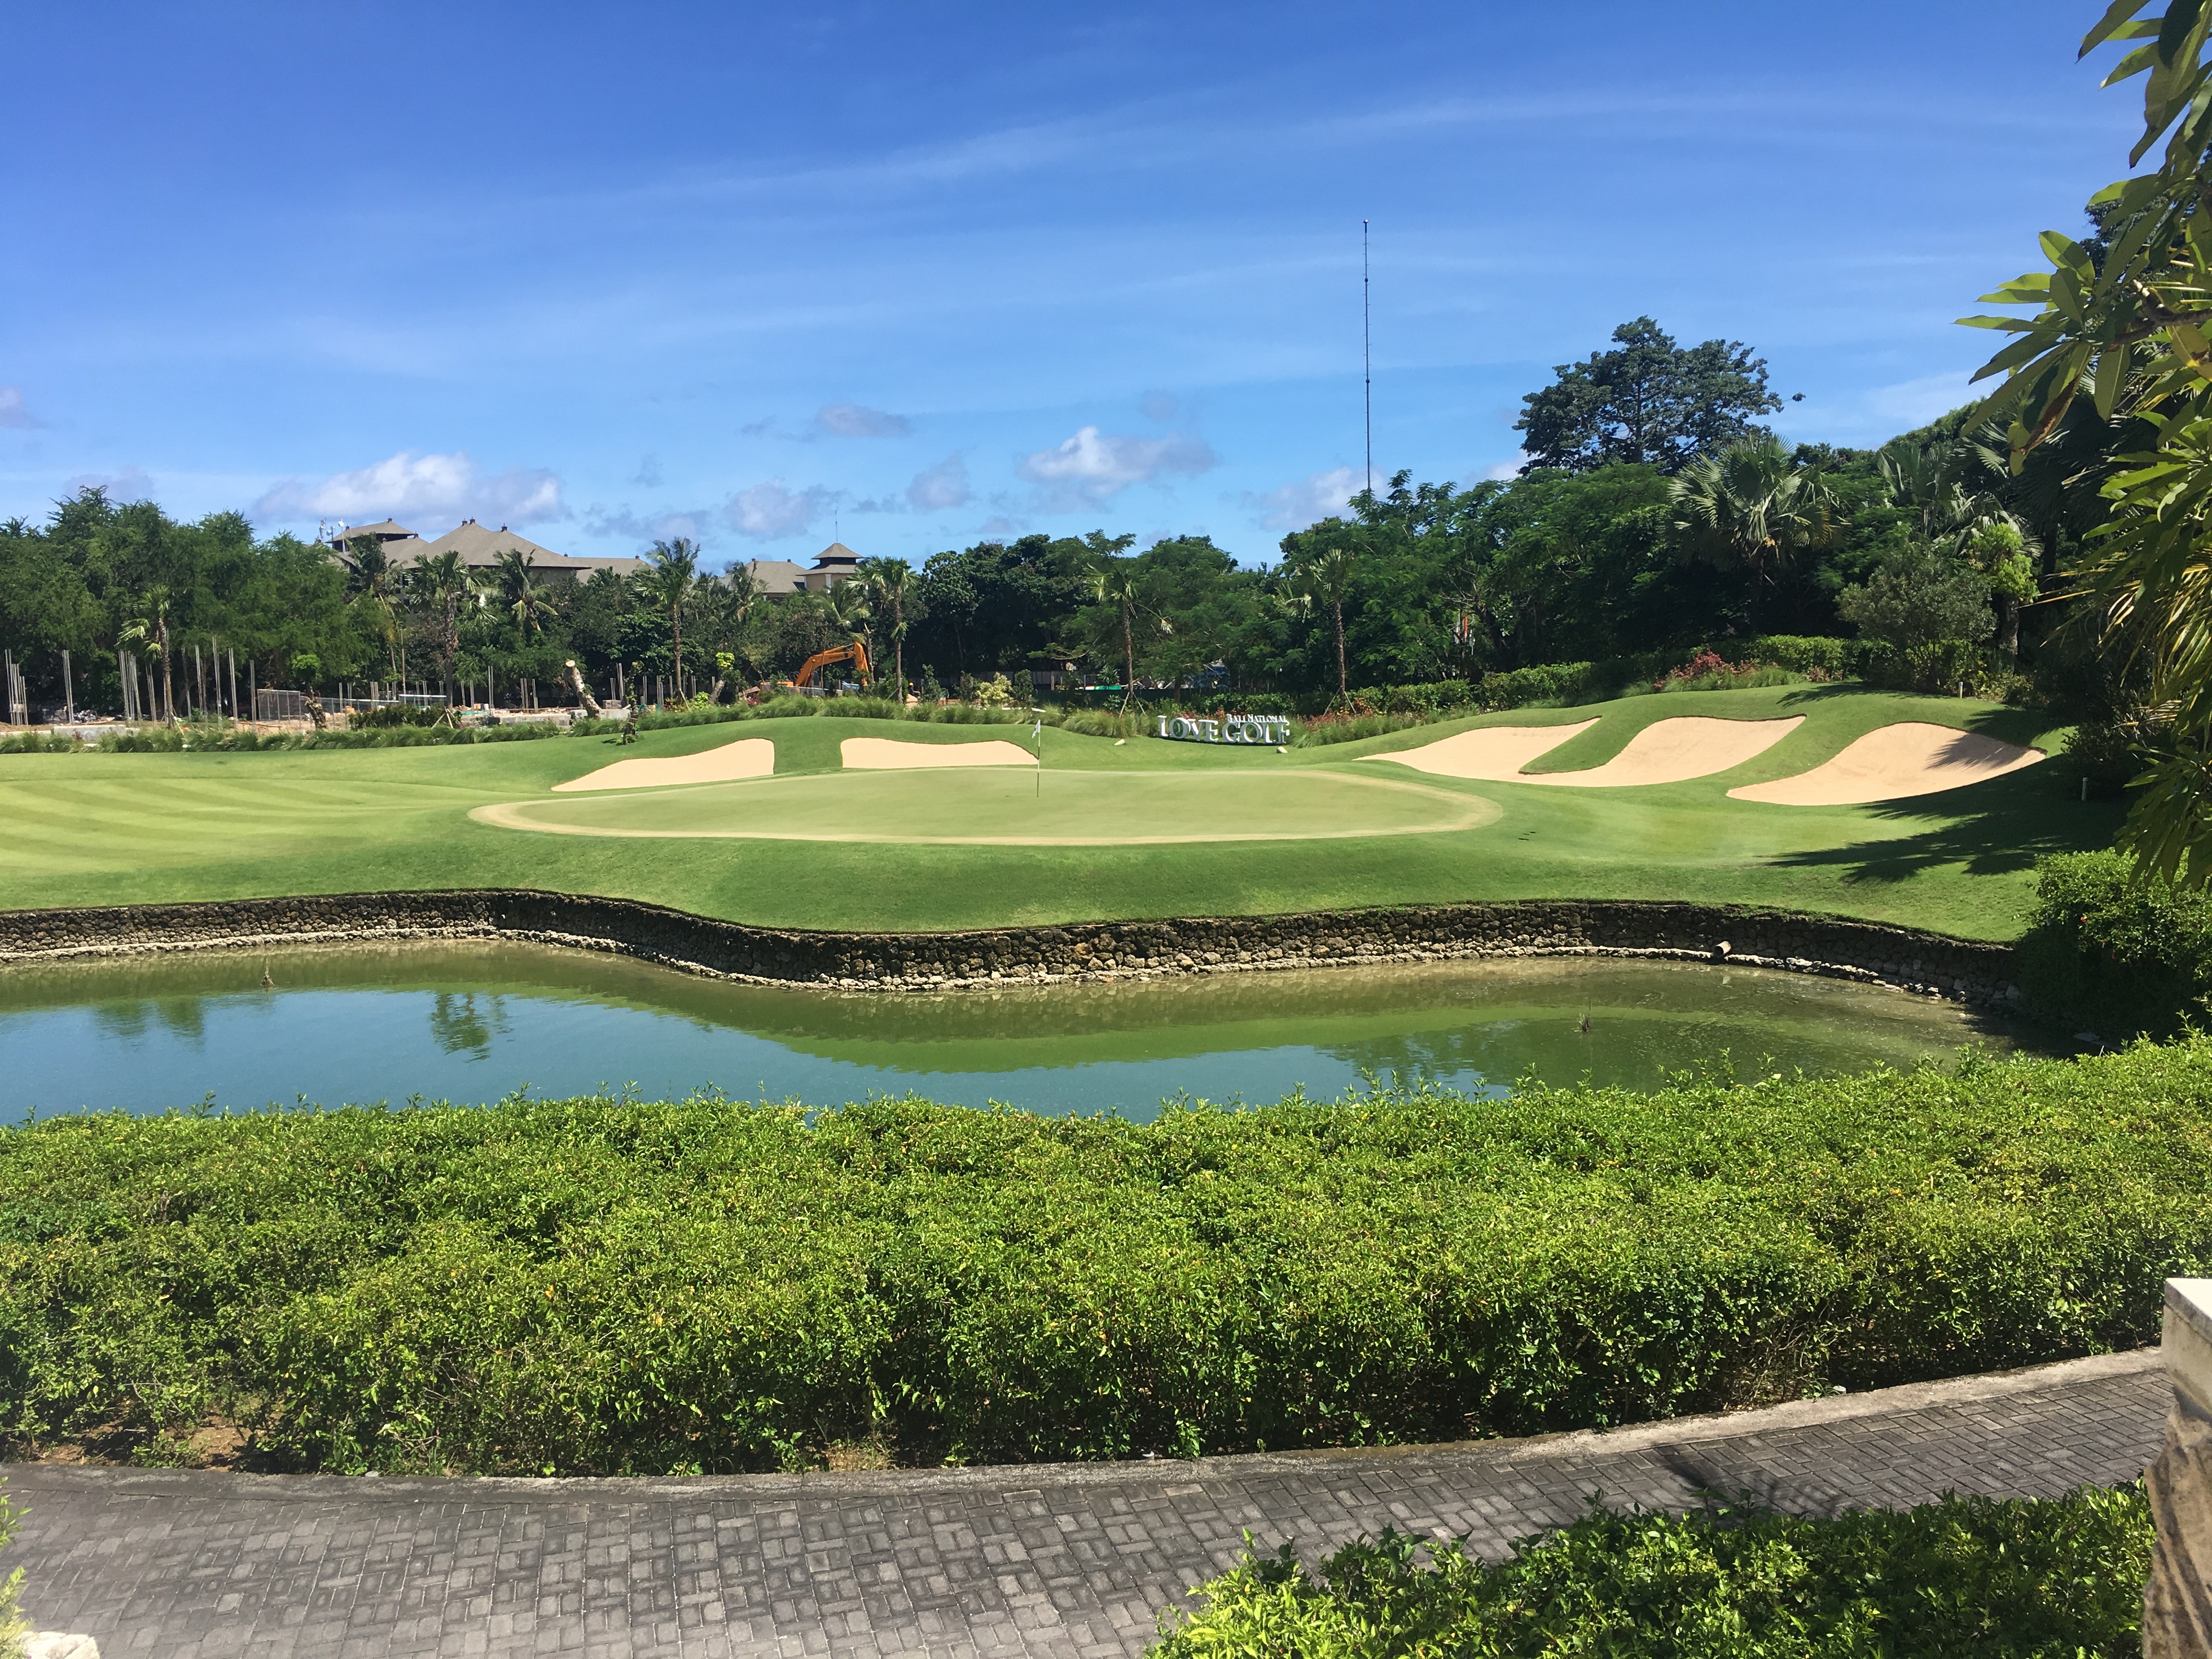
{"left": 474, "top": 765, "right": 1498, "bottom": 844}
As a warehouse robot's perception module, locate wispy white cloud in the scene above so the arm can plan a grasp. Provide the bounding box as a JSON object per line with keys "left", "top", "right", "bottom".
{"left": 630, "top": 455, "right": 664, "bottom": 488}
{"left": 0, "top": 387, "right": 40, "bottom": 430}
{"left": 816, "top": 402, "right": 911, "bottom": 438}
{"left": 67, "top": 465, "right": 155, "bottom": 500}
{"left": 906, "top": 452, "right": 970, "bottom": 512}
{"left": 1017, "top": 425, "right": 1218, "bottom": 509}
{"left": 1483, "top": 456, "right": 1530, "bottom": 481}
{"left": 255, "top": 450, "right": 565, "bottom": 528}
{"left": 1241, "top": 465, "right": 1362, "bottom": 532}
{"left": 723, "top": 478, "right": 830, "bottom": 540}
{"left": 1865, "top": 373, "right": 1976, "bottom": 425}
{"left": 582, "top": 504, "right": 713, "bottom": 546}
{"left": 977, "top": 515, "right": 1025, "bottom": 539}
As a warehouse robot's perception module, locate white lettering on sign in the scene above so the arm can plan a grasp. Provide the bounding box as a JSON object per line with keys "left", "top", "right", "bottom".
{"left": 1156, "top": 714, "right": 1293, "bottom": 744}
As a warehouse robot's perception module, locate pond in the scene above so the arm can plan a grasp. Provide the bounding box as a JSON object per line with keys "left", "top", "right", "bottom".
{"left": 0, "top": 943, "right": 2036, "bottom": 1121}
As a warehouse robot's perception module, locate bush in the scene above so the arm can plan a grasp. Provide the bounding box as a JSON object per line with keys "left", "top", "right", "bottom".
{"left": 1655, "top": 651, "right": 1805, "bottom": 693}
{"left": 2064, "top": 721, "right": 2146, "bottom": 800}
{"left": 1293, "top": 710, "right": 1430, "bottom": 746}
{"left": 1060, "top": 708, "right": 1147, "bottom": 738}
{"left": 351, "top": 702, "right": 447, "bottom": 729}
{"left": 0, "top": 731, "right": 84, "bottom": 754}
{"left": 2015, "top": 850, "right": 2212, "bottom": 1040}
{"left": 1150, "top": 1487, "right": 2152, "bottom": 1659}
{"left": 6, "top": 1045, "right": 2212, "bottom": 1475}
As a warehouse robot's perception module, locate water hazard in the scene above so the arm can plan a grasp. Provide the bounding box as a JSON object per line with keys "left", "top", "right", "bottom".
{"left": 0, "top": 943, "right": 2035, "bottom": 1121}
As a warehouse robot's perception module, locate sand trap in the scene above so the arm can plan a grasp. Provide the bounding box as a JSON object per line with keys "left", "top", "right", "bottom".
{"left": 1530, "top": 715, "right": 1803, "bottom": 787}
{"left": 842, "top": 737, "right": 1037, "bottom": 769}
{"left": 1383, "top": 721, "right": 1597, "bottom": 780}
{"left": 552, "top": 737, "right": 775, "bottom": 792}
{"left": 1383, "top": 716, "right": 1800, "bottom": 786}
{"left": 1728, "top": 722, "right": 2044, "bottom": 805}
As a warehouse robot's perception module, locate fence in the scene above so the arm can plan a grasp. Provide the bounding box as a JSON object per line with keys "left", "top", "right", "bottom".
{"left": 253, "top": 688, "right": 309, "bottom": 723}
{"left": 2, "top": 653, "right": 25, "bottom": 726}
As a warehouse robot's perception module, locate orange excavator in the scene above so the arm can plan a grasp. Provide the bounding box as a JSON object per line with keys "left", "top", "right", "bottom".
{"left": 789, "top": 641, "right": 870, "bottom": 691}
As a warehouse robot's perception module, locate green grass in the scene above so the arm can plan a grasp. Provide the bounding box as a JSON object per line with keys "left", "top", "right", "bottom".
{"left": 0, "top": 686, "right": 2112, "bottom": 938}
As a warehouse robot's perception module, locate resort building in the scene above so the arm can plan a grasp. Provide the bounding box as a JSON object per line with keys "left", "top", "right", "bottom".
{"left": 746, "top": 543, "right": 864, "bottom": 596}
{"left": 325, "top": 520, "right": 646, "bottom": 584}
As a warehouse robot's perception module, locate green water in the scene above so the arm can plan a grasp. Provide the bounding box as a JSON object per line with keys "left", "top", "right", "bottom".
{"left": 0, "top": 943, "right": 2029, "bottom": 1120}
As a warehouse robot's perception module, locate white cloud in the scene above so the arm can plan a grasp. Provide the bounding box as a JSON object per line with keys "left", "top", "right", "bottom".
{"left": 906, "top": 452, "right": 971, "bottom": 512}
{"left": 1483, "top": 456, "right": 1530, "bottom": 481}
{"left": 631, "top": 455, "right": 663, "bottom": 488}
{"left": 0, "top": 386, "right": 39, "bottom": 429}
{"left": 66, "top": 466, "right": 155, "bottom": 500}
{"left": 1242, "top": 465, "right": 1363, "bottom": 532}
{"left": 977, "top": 515, "right": 1024, "bottom": 538}
{"left": 816, "top": 402, "right": 911, "bottom": 438}
{"left": 1016, "top": 425, "right": 1219, "bottom": 509}
{"left": 1140, "top": 390, "right": 1179, "bottom": 423}
{"left": 723, "top": 478, "right": 829, "bottom": 540}
{"left": 583, "top": 504, "right": 712, "bottom": 545}
{"left": 255, "top": 450, "right": 565, "bottom": 527}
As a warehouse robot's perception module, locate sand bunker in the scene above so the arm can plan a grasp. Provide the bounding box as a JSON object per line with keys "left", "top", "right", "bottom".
{"left": 552, "top": 737, "right": 775, "bottom": 792}
{"left": 1383, "top": 721, "right": 1596, "bottom": 780}
{"left": 1384, "top": 716, "right": 1800, "bottom": 786}
{"left": 1530, "top": 715, "right": 1803, "bottom": 787}
{"left": 842, "top": 737, "right": 1036, "bottom": 769}
{"left": 1728, "top": 722, "right": 2044, "bottom": 805}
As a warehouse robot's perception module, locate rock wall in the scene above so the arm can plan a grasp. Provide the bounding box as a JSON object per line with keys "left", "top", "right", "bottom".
{"left": 0, "top": 890, "right": 2022, "bottom": 1005}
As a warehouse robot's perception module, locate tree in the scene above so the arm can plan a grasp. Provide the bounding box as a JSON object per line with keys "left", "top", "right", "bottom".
{"left": 1516, "top": 317, "right": 1783, "bottom": 474}
{"left": 489, "top": 548, "right": 552, "bottom": 642}
{"left": 1961, "top": 4, "right": 2212, "bottom": 882}
{"left": 120, "top": 587, "right": 175, "bottom": 720}
{"left": 1288, "top": 543, "right": 1361, "bottom": 702}
{"left": 857, "top": 557, "right": 919, "bottom": 695}
{"left": 1836, "top": 555, "right": 1994, "bottom": 650}
{"left": 341, "top": 537, "right": 404, "bottom": 677}
{"left": 638, "top": 538, "right": 702, "bottom": 690}
{"left": 1091, "top": 560, "right": 1144, "bottom": 698}
{"left": 1668, "top": 436, "right": 1838, "bottom": 632}
{"left": 406, "top": 549, "right": 474, "bottom": 694}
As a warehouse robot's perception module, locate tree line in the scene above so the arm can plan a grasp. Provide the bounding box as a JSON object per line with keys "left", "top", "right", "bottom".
{"left": 0, "top": 316, "right": 2127, "bottom": 719}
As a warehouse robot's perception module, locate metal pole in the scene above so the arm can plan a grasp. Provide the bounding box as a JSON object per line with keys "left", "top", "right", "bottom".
{"left": 61, "top": 650, "right": 73, "bottom": 724}
{"left": 1362, "top": 217, "right": 1372, "bottom": 498}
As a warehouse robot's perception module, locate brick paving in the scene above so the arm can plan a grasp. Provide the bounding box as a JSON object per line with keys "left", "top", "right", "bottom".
{"left": 7, "top": 1348, "right": 2167, "bottom": 1658}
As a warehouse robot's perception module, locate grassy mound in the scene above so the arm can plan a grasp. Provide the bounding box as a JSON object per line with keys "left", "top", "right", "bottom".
{"left": 1149, "top": 1488, "right": 2152, "bottom": 1658}
{"left": 4, "top": 1041, "right": 2206, "bottom": 1475}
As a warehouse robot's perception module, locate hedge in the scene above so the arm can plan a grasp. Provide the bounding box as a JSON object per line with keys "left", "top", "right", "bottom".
{"left": 1149, "top": 1487, "right": 2153, "bottom": 1658}
{"left": 2015, "top": 850, "right": 2212, "bottom": 1041}
{"left": 4, "top": 1045, "right": 2209, "bottom": 1475}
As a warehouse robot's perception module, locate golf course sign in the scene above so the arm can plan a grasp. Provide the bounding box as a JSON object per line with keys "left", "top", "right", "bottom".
{"left": 1157, "top": 714, "right": 1291, "bottom": 745}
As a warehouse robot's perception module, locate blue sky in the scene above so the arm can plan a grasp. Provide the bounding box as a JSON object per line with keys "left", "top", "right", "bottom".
{"left": 0, "top": 1, "right": 2141, "bottom": 569}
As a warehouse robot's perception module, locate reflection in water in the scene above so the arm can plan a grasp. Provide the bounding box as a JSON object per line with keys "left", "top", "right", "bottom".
{"left": 428, "top": 992, "right": 509, "bottom": 1059}
{"left": 0, "top": 941, "right": 2042, "bottom": 1122}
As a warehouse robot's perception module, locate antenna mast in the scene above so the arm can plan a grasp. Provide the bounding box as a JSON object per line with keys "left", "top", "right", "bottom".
{"left": 1362, "top": 219, "right": 1372, "bottom": 499}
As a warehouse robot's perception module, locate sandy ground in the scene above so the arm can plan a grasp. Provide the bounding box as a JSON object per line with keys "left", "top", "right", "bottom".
{"left": 1382, "top": 716, "right": 1799, "bottom": 786}
{"left": 841, "top": 737, "right": 1037, "bottom": 769}
{"left": 1381, "top": 721, "right": 1597, "bottom": 780}
{"left": 551, "top": 737, "right": 776, "bottom": 792}
{"left": 1729, "top": 722, "right": 2045, "bottom": 805}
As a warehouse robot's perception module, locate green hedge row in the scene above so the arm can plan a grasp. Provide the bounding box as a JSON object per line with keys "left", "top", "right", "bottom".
{"left": 1149, "top": 1487, "right": 2152, "bottom": 1658}
{"left": 2015, "top": 851, "right": 2212, "bottom": 1041}
{"left": 5, "top": 1044, "right": 2208, "bottom": 1476}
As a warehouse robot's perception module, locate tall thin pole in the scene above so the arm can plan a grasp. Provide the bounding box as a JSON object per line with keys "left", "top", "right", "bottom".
{"left": 1363, "top": 218, "right": 1372, "bottom": 498}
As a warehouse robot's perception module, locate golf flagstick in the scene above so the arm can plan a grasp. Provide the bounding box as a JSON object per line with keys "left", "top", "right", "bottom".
{"left": 1034, "top": 716, "right": 1043, "bottom": 796}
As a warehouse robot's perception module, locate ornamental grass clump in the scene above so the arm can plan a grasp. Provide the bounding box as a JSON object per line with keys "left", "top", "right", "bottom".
{"left": 2, "top": 1042, "right": 2209, "bottom": 1475}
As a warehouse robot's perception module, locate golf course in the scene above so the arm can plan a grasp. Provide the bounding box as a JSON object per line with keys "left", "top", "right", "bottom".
{"left": 0, "top": 683, "right": 2106, "bottom": 939}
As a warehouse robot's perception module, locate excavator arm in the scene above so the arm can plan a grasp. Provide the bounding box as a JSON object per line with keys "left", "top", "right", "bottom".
{"left": 792, "top": 641, "right": 870, "bottom": 689}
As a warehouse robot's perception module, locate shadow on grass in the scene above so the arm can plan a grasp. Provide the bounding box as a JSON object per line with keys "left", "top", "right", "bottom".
{"left": 1764, "top": 768, "right": 2121, "bottom": 885}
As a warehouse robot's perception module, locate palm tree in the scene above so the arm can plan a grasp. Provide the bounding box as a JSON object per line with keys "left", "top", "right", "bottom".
{"left": 1668, "top": 435, "right": 1838, "bottom": 633}
{"left": 823, "top": 579, "right": 872, "bottom": 674}
{"left": 490, "top": 548, "right": 552, "bottom": 641}
{"left": 407, "top": 550, "right": 475, "bottom": 696}
{"left": 340, "top": 537, "right": 404, "bottom": 677}
{"left": 639, "top": 538, "right": 703, "bottom": 691}
{"left": 121, "top": 588, "right": 176, "bottom": 722}
{"left": 858, "top": 557, "right": 918, "bottom": 696}
{"left": 1289, "top": 545, "right": 1360, "bottom": 704}
{"left": 1091, "top": 560, "right": 1143, "bottom": 704}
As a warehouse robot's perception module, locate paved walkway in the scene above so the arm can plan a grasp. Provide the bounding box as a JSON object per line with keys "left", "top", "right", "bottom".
{"left": 7, "top": 1350, "right": 2168, "bottom": 1659}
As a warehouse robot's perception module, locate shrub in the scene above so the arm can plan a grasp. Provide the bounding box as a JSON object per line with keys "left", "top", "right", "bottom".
{"left": 2015, "top": 850, "right": 2212, "bottom": 1040}
{"left": 1293, "top": 710, "right": 1430, "bottom": 746}
{"left": 5, "top": 1045, "right": 2212, "bottom": 1475}
{"left": 1060, "top": 708, "right": 1147, "bottom": 738}
{"left": 350, "top": 702, "right": 447, "bottom": 729}
{"left": 0, "top": 731, "right": 84, "bottom": 754}
{"left": 1150, "top": 1487, "right": 2152, "bottom": 1659}
{"left": 1655, "top": 651, "right": 1803, "bottom": 693}
{"left": 2064, "top": 720, "right": 2148, "bottom": 800}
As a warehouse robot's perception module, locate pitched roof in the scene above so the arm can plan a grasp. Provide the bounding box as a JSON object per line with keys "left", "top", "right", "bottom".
{"left": 334, "top": 520, "right": 419, "bottom": 541}
{"left": 403, "top": 520, "right": 644, "bottom": 576}
{"left": 812, "top": 542, "right": 861, "bottom": 567}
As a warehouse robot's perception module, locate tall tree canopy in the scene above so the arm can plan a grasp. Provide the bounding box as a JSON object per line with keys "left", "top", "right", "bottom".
{"left": 1515, "top": 317, "right": 1782, "bottom": 474}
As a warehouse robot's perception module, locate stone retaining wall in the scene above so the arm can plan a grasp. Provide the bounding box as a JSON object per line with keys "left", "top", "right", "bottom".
{"left": 0, "top": 890, "right": 2022, "bottom": 1005}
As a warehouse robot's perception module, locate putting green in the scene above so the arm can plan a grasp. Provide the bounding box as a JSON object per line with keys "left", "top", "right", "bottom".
{"left": 471, "top": 765, "right": 1500, "bottom": 845}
